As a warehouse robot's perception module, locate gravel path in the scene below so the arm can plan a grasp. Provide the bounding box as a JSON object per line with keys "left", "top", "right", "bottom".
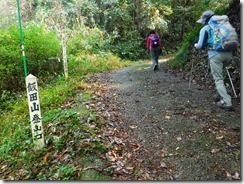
{"left": 88, "top": 59, "right": 241, "bottom": 180}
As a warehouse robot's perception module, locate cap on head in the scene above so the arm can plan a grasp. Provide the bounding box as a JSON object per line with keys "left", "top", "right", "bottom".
{"left": 196, "top": 10, "right": 215, "bottom": 24}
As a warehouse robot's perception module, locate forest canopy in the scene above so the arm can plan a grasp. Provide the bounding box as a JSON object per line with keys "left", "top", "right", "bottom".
{"left": 0, "top": 0, "right": 237, "bottom": 95}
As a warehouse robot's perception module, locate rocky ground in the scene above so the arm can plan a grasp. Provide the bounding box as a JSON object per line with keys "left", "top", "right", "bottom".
{"left": 86, "top": 58, "right": 241, "bottom": 181}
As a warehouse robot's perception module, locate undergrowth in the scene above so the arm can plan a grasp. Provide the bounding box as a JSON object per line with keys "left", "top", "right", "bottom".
{"left": 0, "top": 53, "right": 132, "bottom": 180}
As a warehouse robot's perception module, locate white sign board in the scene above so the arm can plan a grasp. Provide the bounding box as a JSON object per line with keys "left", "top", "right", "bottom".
{"left": 26, "top": 74, "right": 45, "bottom": 150}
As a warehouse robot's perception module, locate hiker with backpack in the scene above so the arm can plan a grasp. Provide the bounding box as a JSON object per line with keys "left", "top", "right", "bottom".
{"left": 146, "top": 30, "right": 162, "bottom": 71}
{"left": 194, "top": 10, "right": 239, "bottom": 111}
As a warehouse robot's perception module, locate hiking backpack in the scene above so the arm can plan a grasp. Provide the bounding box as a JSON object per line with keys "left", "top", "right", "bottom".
{"left": 208, "top": 15, "right": 239, "bottom": 51}
{"left": 150, "top": 34, "right": 160, "bottom": 48}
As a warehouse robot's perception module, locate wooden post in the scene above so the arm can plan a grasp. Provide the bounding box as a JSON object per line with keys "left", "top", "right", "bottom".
{"left": 62, "top": 33, "right": 68, "bottom": 80}
{"left": 26, "top": 74, "right": 45, "bottom": 150}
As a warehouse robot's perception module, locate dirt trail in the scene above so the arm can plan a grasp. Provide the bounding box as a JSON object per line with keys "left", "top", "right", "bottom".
{"left": 87, "top": 59, "right": 241, "bottom": 180}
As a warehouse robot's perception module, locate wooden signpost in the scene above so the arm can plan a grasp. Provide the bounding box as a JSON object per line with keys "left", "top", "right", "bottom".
{"left": 26, "top": 74, "right": 45, "bottom": 150}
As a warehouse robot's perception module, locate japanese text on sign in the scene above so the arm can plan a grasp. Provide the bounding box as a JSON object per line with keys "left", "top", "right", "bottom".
{"left": 26, "top": 74, "right": 45, "bottom": 149}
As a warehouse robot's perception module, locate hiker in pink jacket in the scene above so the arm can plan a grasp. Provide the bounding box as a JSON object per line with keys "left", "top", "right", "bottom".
{"left": 146, "top": 30, "right": 162, "bottom": 71}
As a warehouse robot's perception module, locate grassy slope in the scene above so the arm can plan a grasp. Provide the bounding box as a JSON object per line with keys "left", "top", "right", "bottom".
{"left": 0, "top": 53, "right": 132, "bottom": 180}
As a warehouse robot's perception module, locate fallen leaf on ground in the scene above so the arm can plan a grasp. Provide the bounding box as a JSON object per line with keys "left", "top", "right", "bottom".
{"left": 59, "top": 153, "right": 70, "bottom": 162}
{"left": 160, "top": 149, "right": 168, "bottom": 157}
{"left": 176, "top": 137, "right": 182, "bottom": 141}
{"left": 216, "top": 135, "right": 224, "bottom": 140}
{"left": 125, "top": 166, "right": 134, "bottom": 171}
{"left": 160, "top": 162, "right": 167, "bottom": 169}
{"left": 211, "top": 148, "right": 220, "bottom": 154}
{"left": 222, "top": 168, "right": 240, "bottom": 180}
{"left": 43, "top": 153, "right": 48, "bottom": 163}
{"left": 222, "top": 168, "right": 232, "bottom": 179}
{"left": 165, "top": 115, "right": 171, "bottom": 119}
{"left": 129, "top": 125, "right": 137, "bottom": 129}
{"left": 232, "top": 172, "right": 240, "bottom": 180}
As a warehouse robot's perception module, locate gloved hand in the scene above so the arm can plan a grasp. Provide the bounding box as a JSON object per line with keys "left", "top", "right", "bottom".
{"left": 194, "top": 43, "right": 198, "bottom": 48}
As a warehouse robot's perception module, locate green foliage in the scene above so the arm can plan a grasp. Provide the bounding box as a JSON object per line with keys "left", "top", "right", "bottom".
{"left": 58, "top": 165, "right": 77, "bottom": 180}
{"left": 24, "top": 24, "right": 61, "bottom": 76}
{"left": 167, "top": 46, "right": 187, "bottom": 69}
{"left": 0, "top": 90, "right": 17, "bottom": 111}
{"left": 0, "top": 25, "right": 23, "bottom": 90}
{"left": 109, "top": 30, "right": 146, "bottom": 61}
{"left": 166, "top": 26, "right": 201, "bottom": 69}
{"left": 0, "top": 24, "right": 61, "bottom": 98}
{"left": 68, "top": 52, "right": 132, "bottom": 77}
{"left": 78, "top": 0, "right": 100, "bottom": 28}
{"left": 90, "top": 0, "right": 173, "bottom": 60}
{"left": 67, "top": 26, "right": 107, "bottom": 55}
{"left": 208, "top": 0, "right": 234, "bottom": 13}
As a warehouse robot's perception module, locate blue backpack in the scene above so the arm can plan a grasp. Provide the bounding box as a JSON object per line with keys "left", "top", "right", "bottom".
{"left": 208, "top": 15, "right": 239, "bottom": 51}
{"left": 150, "top": 34, "right": 160, "bottom": 48}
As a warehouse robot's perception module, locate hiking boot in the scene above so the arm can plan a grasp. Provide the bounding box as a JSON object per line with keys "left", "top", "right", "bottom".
{"left": 217, "top": 100, "right": 234, "bottom": 111}
{"left": 153, "top": 64, "right": 159, "bottom": 71}
{"left": 155, "top": 64, "right": 159, "bottom": 70}
{"left": 213, "top": 93, "right": 221, "bottom": 102}
{"left": 153, "top": 64, "right": 158, "bottom": 71}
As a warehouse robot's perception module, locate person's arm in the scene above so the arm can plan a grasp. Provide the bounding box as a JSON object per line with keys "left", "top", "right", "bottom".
{"left": 194, "top": 26, "right": 208, "bottom": 49}
{"left": 159, "top": 37, "right": 163, "bottom": 48}
{"left": 146, "top": 36, "right": 150, "bottom": 50}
